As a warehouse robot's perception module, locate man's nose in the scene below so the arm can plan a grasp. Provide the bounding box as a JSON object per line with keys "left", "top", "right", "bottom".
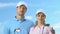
{"left": 21, "top": 8, "right": 23, "bottom": 11}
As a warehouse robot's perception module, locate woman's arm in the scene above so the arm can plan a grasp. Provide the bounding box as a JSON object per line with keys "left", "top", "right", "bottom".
{"left": 50, "top": 28, "right": 55, "bottom": 34}
{"left": 49, "top": 27, "right": 55, "bottom": 34}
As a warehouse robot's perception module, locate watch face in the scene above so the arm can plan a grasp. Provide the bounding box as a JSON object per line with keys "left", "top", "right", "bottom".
{"left": 14, "top": 28, "right": 21, "bottom": 32}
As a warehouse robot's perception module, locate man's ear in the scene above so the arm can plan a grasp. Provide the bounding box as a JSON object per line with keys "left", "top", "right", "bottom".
{"left": 16, "top": 7, "right": 18, "bottom": 11}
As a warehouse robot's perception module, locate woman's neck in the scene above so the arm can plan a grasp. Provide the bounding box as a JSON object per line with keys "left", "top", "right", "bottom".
{"left": 37, "top": 21, "right": 44, "bottom": 27}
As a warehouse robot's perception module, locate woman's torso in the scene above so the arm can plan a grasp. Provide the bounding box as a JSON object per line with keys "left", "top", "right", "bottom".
{"left": 29, "top": 25, "right": 52, "bottom": 34}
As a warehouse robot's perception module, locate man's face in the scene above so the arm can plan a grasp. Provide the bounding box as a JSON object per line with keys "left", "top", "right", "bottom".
{"left": 36, "top": 13, "right": 45, "bottom": 23}
{"left": 16, "top": 5, "right": 27, "bottom": 15}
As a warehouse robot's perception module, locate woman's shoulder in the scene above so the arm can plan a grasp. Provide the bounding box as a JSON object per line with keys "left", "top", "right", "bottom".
{"left": 44, "top": 24, "right": 51, "bottom": 29}
{"left": 44, "top": 26, "right": 52, "bottom": 29}
{"left": 30, "top": 26, "right": 35, "bottom": 31}
{"left": 44, "top": 25, "right": 53, "bottom": 31}
{"left": 30, "top": 26, "right": 35, "bottom": 29}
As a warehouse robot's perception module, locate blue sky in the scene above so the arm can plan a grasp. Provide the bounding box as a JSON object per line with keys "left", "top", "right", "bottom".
{"left": 0, "top": 0, "right": 60, "bottom": 34}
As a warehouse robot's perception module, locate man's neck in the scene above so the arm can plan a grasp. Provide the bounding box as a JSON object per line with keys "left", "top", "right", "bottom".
{"left": 16, "top": 15, "right": 24, "bottom": 20}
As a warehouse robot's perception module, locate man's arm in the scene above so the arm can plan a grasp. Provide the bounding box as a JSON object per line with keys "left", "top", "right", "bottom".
{"left": 0, "top": 22, "right": 10, "bottom": 34}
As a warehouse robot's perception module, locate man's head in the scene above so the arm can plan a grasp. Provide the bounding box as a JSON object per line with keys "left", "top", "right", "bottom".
{"left": 16, "top": 1, "right": 27, "bottom": 16}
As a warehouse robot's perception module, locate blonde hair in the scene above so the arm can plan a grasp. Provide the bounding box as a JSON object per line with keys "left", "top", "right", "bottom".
{"left": 34, "top": 21, "right": 45, "bottom": 28}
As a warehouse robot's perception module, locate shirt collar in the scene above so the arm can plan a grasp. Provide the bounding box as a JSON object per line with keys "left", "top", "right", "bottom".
{"left": 36, "top": 25, "right": 44, "bottom": 28}
{"left": 15, "top": 16, "right": 26, "bottom": 21}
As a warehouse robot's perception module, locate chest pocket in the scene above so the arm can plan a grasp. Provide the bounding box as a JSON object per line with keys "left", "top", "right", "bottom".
{"left": 10, "top": 24, "right": 28, "bottom": 34}
{"left": 14, "top": 28, "right": 21, "bottom": 34}
{"left": 10, "top": 22, "right": 21, "bottom": 34}
{"left": 10, "top": 26, "right": 21, "bottom": 34}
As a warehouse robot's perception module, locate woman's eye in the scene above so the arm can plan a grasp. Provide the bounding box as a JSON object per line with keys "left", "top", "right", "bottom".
{"left": 42, "top": 16, "right": 44, "bottom": 17}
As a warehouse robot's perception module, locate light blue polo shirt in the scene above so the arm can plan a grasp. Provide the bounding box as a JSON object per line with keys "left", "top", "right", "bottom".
{"left": 1, "top": 17, "right": 34, "bottom": 34}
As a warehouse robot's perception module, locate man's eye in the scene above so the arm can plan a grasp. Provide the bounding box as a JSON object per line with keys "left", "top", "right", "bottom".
{"left": 38, "top": 15, "right": 40, "bottom": 17}
{"left": 41, "top": 15, "right": 44, "bottom": 17}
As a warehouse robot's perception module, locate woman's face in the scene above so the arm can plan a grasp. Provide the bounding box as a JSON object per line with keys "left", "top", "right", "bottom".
{"left": 36, "top": 13, "right": 46, "bottom": 23}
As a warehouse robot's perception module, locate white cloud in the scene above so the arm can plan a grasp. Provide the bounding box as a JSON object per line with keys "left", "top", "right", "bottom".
{"left": 0, "top": 2, "right": 17, "bottom": 8}
{"left": 51, "top": 22, "right": 60, "bottom": 34}
{"left": 53, "top": 22, "right": 60, "bottom": 29}
{"left": 53, "top": 11, "right": 60, "bottom": 14}
{"left": 25, "top": 16, "right": 33, "bottom": 20}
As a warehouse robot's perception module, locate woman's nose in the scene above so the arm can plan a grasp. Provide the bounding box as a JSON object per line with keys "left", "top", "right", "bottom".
{"left": 21, "top": 8, "right": 23, "bottom": 10}
{"left": 39, "top": 16, "right": 42, "bottom": 19}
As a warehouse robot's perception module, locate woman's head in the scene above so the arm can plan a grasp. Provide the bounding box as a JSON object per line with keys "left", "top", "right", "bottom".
{"left": 36, "top": 9, "right": 46, "bottom": 25}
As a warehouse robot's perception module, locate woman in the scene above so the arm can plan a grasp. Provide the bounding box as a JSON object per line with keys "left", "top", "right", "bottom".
{"left": 29, "top": 9, "right": 55, "bottom": 34}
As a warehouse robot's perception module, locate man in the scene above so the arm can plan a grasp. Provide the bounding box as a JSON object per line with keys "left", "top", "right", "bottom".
{"left": 1, "top": 1, "right": 34, "bottom": 34}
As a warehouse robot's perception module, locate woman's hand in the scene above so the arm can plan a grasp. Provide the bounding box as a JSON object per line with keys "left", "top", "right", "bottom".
{"left": 51, "top": 29, "right": 55, "bottom": 34}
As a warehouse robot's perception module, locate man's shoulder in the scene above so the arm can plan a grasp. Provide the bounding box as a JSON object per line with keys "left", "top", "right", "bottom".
{"left": 25, "top": 19, "right": 33, "bottom": 23}
{"left": 3, "top": 18, "right": 15, "bottom": 24}
{"left": 25, "top": 19, "right": 34, "bottom": 25}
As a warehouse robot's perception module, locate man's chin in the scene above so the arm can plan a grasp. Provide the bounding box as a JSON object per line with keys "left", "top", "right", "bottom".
{"left": 19, "top": 14, "right": 24, "bottom": 16}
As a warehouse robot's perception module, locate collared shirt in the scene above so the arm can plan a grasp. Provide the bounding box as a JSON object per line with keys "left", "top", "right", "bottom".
{"left": 0, "top": 17, "right": 34, "bottom": 34}
{"left": 29, "top": 25, "right": 53, "bottom": 34}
